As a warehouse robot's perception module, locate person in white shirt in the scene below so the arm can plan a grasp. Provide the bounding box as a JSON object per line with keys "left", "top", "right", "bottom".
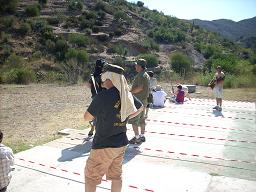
{"left": 152, "top": 85, "right": 167, "bottom": 107}
{"left": 0, "top": 130, "right": 14, "bottom": 192}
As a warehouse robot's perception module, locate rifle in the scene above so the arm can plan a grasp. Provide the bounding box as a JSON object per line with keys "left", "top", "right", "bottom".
{"left": 90, "top": 74, "right": 98, "bottom": 94}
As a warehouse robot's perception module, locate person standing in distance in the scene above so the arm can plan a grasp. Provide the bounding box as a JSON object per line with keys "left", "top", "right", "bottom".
{"left": 129, "top": 59, "right": 150, "bottom": 144}
{"left": 212, "top": 66, "right": 225, "bottom": 111}
{"left": 84, "top": 64, "right": 143, "bottom": 192}
{"left": 0, "top": 130, "right": 14, "bottom": 192}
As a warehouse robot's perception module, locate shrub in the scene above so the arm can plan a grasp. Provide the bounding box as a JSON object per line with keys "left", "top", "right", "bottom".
{"left": 138, "top": 54, "right": 159, "bottom": 68}
{"left": 170, "top": 52, "right": 192, "bottom": 75}
{"left": 0, "top": 16, "right": 16, "bottom": 29}
{"left": 68, "top": 33, "right": 89, "bottom": 47}
{"left": 3, "top": 54, "right": 24, "bottom": 68}
{"left": 41, "top": 71, "right": 67, "bottom": 83}
{"left": 31, "top": 19, "right": 47, "bottom": 33}
{"left": 142, "top": 37, "right": 159, "bottom": 51}
{"left": 19, "top": 22, "right": 31, "bottom": 36}
{"left": 0, "top": 0, "right": 18, "bottom": 14}
{"left": 68, "top": 0, "right": 83, "bottom": 11}
{"left": 113, "top": 44, "right": 128, "bottom": 56}
{"left": 25, "top": 4, "right": 40, "bottom": 17}
{"left": 2, "top": 68, "right": 36, "bottom": 84}
{"left": 47, "top": 17, "right": 61, "bottom": 26}
{"left": 45, "top": 39, "right": 55, "bottom": 52}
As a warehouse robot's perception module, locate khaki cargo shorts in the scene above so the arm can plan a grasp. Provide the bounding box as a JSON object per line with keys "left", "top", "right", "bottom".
{"left": 128, "top": 99, "right": 147, "bottom": 126}
{"left": 84, "top": 146, "right": 126, "bottom": 185}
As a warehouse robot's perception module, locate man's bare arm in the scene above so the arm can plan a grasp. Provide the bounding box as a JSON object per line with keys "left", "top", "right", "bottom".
{"left": 84, "top": 111, "right": 94, "bottom": 121}
{"left": 128, "top": 106, "right": 144, "bottom": 119}
{"left": 130, "top": 85, "right": 143, "bottom": 94}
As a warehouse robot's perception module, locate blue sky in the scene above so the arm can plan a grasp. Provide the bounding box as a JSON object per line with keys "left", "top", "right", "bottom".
{"left": 126, "top": 0, "right": 256, "bottom": 21}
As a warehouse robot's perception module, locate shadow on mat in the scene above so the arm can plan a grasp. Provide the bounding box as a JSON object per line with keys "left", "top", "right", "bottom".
{"left": 58, "top": 141, "right": 92, "bottom": 162}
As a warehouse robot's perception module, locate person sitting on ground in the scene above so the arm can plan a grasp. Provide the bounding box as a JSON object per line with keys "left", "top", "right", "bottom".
{"left": 0, "top": 130, "right": 14, "bottom": 192}
{"left": 172, "top": 84, "right": 185, "bottom": 104}
{"left": 152, "top": 85, "right": 167, "bottom": 107}
{"left": 181, "top": 85, "right": 191, "bottom": 100}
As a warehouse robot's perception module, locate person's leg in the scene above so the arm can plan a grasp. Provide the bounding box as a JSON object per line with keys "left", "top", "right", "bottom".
{"left": 85, "top": 149, "right": 111, "bottom": 192}
{"left": 85, "top": 181, "right": 97, "bottom": 192}
{"left": 111, "top": 180, "right": 122, "bottom": 192}
{"left": 139, "top": 107, "right": 146, "bottom": 142}
{"left": 141, "top": 123, "right": 146, "bottom": 135}
{"left": 107, "top": 147, "right": 126, "bottom": 192}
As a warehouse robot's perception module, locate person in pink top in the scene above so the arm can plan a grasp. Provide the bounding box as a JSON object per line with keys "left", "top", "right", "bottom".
{"left": 171, "top": 85, "right": 185, "bottom": 104}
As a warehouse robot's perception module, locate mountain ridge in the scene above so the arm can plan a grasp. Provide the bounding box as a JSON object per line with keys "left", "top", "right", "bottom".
{"left": 190, "top": 16, "right": 256, "bottom": 42}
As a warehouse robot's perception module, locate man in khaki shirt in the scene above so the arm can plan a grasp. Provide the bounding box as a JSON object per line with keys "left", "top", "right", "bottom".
{"left": 129, "top": 59, "right": 150, "bottom": 144}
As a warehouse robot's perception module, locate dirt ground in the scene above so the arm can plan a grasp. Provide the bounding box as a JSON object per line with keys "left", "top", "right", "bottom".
{"left": 0, "top": 83, "right": 255, "bottom": 153}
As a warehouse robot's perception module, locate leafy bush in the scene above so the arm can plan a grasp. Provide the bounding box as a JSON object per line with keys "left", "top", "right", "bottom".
{"left": 0, "top": 0, "right": 18, "bottom": 14}
{"left": 142, "top": 37, "right": 159, "bottom": 51}
{"left": 94, "top": 0, "right": 115, "bottom": 14}
{"left": 2, "top": 68, "right": 36, "bottom": 84}
{"left": 68, "top": 0, "right": 83, "bottom": 11}
{"left": 19, "top": 22, "right": 31, "bottom": 36}
{"left": 45, "top": 39, "right": 55, "bottom": 52}
{"left": 149, "top": 27, "right": 185, "bottom": 43}
{"left": 138, "top": 54, "right": 159, "bottom": 68}
{"left": 113, "top": 44, "right": 128, "bottom": 56}
{"left": 68, "top": 33, "right": 89, "bottom": 47}
{"left": 0, "top": 16, "right": 16, "bottom": 29}
{"left": 3, "top": 54, "right": 24, "bottom": 68}
{"left": 170, "top": 52, "right": 192, "bottom": 75}
{"left": 55, "top": 39, "right": 68, "bottom": 60}
{"left": 65, "top": 48, "right": 89, "bottom": 65}
{"left": 31, "top": 19, "right": 47, "bottom": 33}
{"left": 47, "top": 17, "right": 61, "bottom": 26}
{"left": 40, "top": 71, "right": 67, "bottom": 83}
{"left": 25, "top": 4, "right": 40, "bottom": 17}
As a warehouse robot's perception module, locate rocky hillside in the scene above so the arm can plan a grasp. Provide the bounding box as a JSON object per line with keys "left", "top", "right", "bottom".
{"left": 0, "top": 0, "right": 255, "bottom": 85}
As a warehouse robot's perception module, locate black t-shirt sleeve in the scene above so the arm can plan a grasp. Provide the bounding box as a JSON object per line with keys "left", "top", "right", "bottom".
{"left": 133, "top": 95, "right": 143, "bottom": 109}
{"left": 87, "top": 95, "right": 102, "bottom": 117}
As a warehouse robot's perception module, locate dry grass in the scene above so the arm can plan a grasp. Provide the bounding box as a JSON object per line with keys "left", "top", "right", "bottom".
{"left": 0, "top": 83, "right": 255, "bottom": 153}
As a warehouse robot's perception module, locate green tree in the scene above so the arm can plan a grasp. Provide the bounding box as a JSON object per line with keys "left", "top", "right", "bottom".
{"left": 170, "top": 52, "right": 192, "bottom": 75}
{"left": 137, "top": 1, "right": 144, "bottom": 7}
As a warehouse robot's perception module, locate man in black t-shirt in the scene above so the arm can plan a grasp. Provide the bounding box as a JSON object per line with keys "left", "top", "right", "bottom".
{"left": 84, "top": 64, "right": 143, "bottom": 192}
